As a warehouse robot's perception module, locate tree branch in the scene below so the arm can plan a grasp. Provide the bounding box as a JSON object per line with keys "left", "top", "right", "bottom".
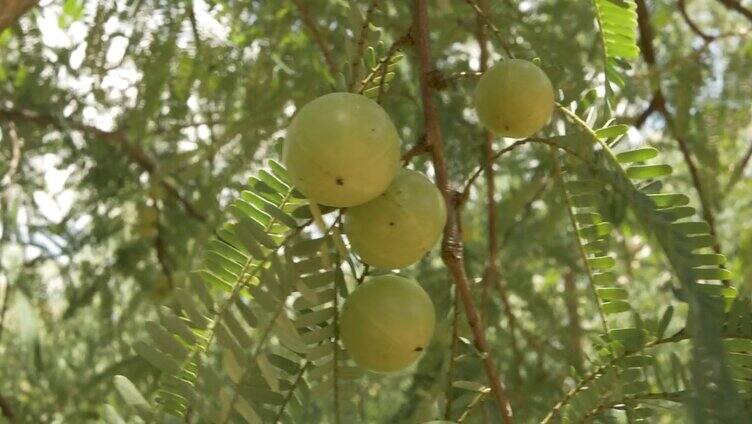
{"left": 290, "top": 0, "right": 338, "bottom": 76}
{"left": 499, "top": 176, "right": 551, "bottom": 246}
{"left": 0, "top": 108, "right": 207, "bottom": 222}
{"left": 633, "top": 91, "right": 664, "bottom": 129}
{"left": 443, "top": 292, "right": 461, "bottom": 420}
{"left": 725, "top": 139, "right": 752, "bottom": 194}
{"left": 460, "top": 138, "right": 588, "bottom": 205}
{"left": 0, "top": 394, "right": 15, "bottom": 422}
{"left": 715, "top": 0, "right": 752, "bottom": 23}
{"left": 635, "top": 0, "right": 724, "bottom": 263}
{"left": 562, "top": 270, "right": 583, "bottom": 372}
{"left": 150, "top": 172, "right": 174, "bottom": 287}
{"left": 411, "top": 0, "right": 514, "bottom": 421}
{"left": 443, "top": 70, "right": 483, "bottom": 85}
{"left": 186, "top": 0, "right": 203, "bottom": 54}
{"left": 0, "top": 0, "right": 39, "bottom": 33}
{"left": 474, "top": 0, "right": 524, "bottom": 382}
{"left": 582, "top": 391, "right": 686, "bottom": 421}
{"left": 541, "top": 331, "right": 687, "bottom": 423}
{"left": 401, "top": 134, "right": 428, "bottom": 165}
{"left": 476, "top": 0, "right": 497, "bottom": 324}
{"left": 678, "top": 0, "right": 717, "bottom": 42}
{"left": 376, "top": 30, "right": 413, "bottom": 103}
{"left": 349, "top": 0, "right": 382, "bottom": 92}
{"left": 463, "top": 0, "right": 513, "bottom": 58}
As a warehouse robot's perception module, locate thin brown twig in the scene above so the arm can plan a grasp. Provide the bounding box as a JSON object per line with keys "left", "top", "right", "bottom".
{"left": 540, "top": 332, "right": 687, "bottom": 423}
{"left": 462, "top": 0, "right": 514, "bottom": 58}
{"left": 0, "top": 0, "right": 39, "bottom": 33}
{"left": 0, "top": 108, "right": 207, "bottom": 223}
{"left": 725, "top": 139, "right": 752, "bottom": 194}
{"left": 715, "top": 0, "right": 752, "bottom": 23}
{"left": 357, "top": 30, "right": 413, "bottom": 98}
{"left": 475, "top": 0, "right": 503, "bottom": 349}
{"left": 664, "top": 115, "right": 723, "bottom": 253}
{"left": 412, "top": 0, "right": 514, "bottom": 421}
{"left": 636, "top": 0, "right": 725, "bottom": 266}
{"left": 562, "top": 270, "right": 583, "bottom": 372}
{"left": 272, "top": 361, "right": 311, "bottom": 423}
{"left": 491, "top": 175, "right": 553, "bottom": 374}
{"left": 631, "top": 22, "right": 747, "bottom": 130}
{"left": 332, "top": 264, "right": 341, "bottom": 424}
{"left": 349, "top": 0, "right": 382, "bottom": 92}
{"left": 186, "top": 0, "right": 203, "bottom": 53}
{"left": 376, "top": 31, "right": 413, "bottom": 103}
{"left": 401, "top": 134, "right": 428, "bottom": 165}
{"left": 494, "top": 277, "right": 548, "bottom": 354}
{"left": 461, "top": 140, "right": 526, "bottom": 203}
{"left": 678, "top": 0, "right": 716, "bottom": 41}
{"left": 581, "top": 391, "right": 686, "bottom": 421}
{"left": 499, "top": 176, "right": 551, "bottom": 247}
{"left": 479, "top": 171, "right": 499, "bottom": 306}
{"left": 492, "top": 275, "right": 523, "bottom": 382}
{"left": 443, "top": 71, "right": 483, "bottom": 85}
{"left": 290, "top": 0, "right": 338, "bottom": 76}
{"left": 154, "top": 225, "right": 174, "bottom": 289}
{"left": 457, "top": 389, "right": 491, "bottom": 423}
{"left": 0, "top": 394, "right": 15, "bottom": 423}
{"left": 443, "top": 291, "right": 461, "bottom": 421}
{"left": 460, "top": 138, "right": 588, "bottom": 205}
{"left": 633, "top": 91, "right": 664, "bottom": 129}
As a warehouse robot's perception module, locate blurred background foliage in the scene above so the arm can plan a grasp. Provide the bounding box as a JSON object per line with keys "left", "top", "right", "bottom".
{"left": 0, "top": 0, "right": 751, "bottom": 422}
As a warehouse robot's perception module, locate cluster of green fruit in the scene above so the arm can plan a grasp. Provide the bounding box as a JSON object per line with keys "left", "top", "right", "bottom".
{"left": 282, "top": 59, "right": 553, "bottom": 373}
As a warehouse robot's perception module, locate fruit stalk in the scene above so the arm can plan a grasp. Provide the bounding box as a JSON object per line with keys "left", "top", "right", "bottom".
{"left": 475, "top": 0, "right": 524, "bottom": 381}
{"left": 411, "top": 0, "right": 514, "bottom": 422}
{"left": 290, "top": 0, "right": 337, "bottom": 75}
{"left": 477, "top": 0, "right": 498, "bottom": 324}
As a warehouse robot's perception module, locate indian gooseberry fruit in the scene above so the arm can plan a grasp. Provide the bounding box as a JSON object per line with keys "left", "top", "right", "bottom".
{"left": 474, "top": 59, "right": 554, "bottom": 138}
{"left": 344, "top": 169, "right": 446, "bottom": 269}
{"left": 283, "top": 92, "right": 401, "bottom": 207}
{"left": 340, "top": 275, "right": 435, "bottom": 373}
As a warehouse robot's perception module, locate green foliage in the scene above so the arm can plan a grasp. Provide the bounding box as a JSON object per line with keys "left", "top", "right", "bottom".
{"left": 2, "top": 1, "right": 752, "bottom": 423}
{"left": 591, "top": 0, "right": 640, "bottom": 105}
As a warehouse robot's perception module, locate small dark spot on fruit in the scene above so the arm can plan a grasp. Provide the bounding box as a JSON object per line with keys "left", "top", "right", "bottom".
{"left": 389, "top": 222, "right": 395, "bottom": 226}
{"left": 371, "top": 128, "right": 376, "bottom": 132}
{"left": 414, "top": 346, "right": 423, "bottom": 352}
{"left": 336, "top": 178, "right": 344, "bottom": 186}
{"left": 504, "top": 125, "right": 510, "bottom": 130}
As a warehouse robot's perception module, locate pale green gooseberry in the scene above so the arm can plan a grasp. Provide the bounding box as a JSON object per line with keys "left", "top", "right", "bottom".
{"left": 344, "top": 169, "right": 446, "bottom": 269}
{"left": 283, "top": 92, "right": 401, "bottom": 207}
{"left": 474, "top": 59, "right": 554, "bottom": 138}
{"left": 340, "top": 275, "right": 435, "bottom": 373}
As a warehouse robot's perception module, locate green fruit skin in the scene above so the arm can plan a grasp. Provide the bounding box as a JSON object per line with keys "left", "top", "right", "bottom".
{"left": 345, "top": 169, "right": 447, "bottom": 269}
{"left": 283, "top": 92, "right": 401, "bottom": 207}
{"left": 340, "top": 275, "right": 435, "bottom": 373}
{"left": 474, "top": 59, "right": 554, "bottom": 138}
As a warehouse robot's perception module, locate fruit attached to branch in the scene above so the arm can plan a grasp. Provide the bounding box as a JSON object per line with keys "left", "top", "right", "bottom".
{"left": 475, "top": 59, "right": 554, "bottom": 138}
{"left": 340, "top": 275, "right": 436, "bottom": 373}
{"left": 345, "top": 169, "right": 446, "bottom": 269}
{"left": 283, "top": 92, "right": 401, "bottom": 207}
